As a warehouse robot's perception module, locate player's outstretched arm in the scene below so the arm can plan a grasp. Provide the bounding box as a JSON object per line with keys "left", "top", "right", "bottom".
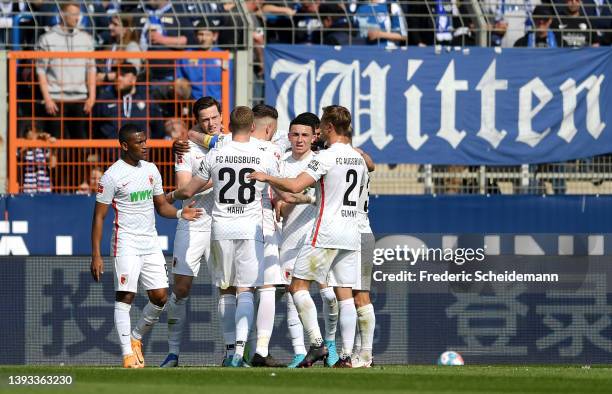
{"left": 250, "top": 172, "right": 315, "bottom": 194}
{"left": 167, "top": 174, "right": 210, "bottom": 202}
{"left": 275, "top": 189, "right": 316, "bottom": 205}
{"left": 90, "top": 202, "right": 109, "bottom": 282}
{"left": 154, "top": 195, "right": 202, "bottom": 220}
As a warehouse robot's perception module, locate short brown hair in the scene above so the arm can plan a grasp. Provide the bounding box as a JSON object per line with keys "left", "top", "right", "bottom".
{"left": 192, "top": 96, "right": 221, "bottom": 119}
{"left": 321, "top": 105, "right": 351, "bottom": 137}
{"left": 229, "top": 106, "right": 254, "bottom": 134}
{"left": 60, "top": 2, "right": 80, "bottom": 12}
{"left": 252, "top": 104, "right": 278, "bottom": 120}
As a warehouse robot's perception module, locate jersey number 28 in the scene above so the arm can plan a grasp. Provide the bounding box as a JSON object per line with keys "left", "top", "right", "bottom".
{"left": 218, "top": 167, "right": 256, "bottom": 204}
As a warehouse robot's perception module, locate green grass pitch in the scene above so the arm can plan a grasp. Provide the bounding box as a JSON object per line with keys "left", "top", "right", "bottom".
{"left": 1, "top": 365, "right": 611, "bottom": 394}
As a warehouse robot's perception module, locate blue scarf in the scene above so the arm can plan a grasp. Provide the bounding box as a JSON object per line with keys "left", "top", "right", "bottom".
{"left": 140, "top": 2, "right": 173, "bottom": 50}
{"left": 527, "top": 31, "right": 557, "bottom": 48}
{"left": 435, "top": 0, "right": 452, "bottom": 42}
{"left": 491, "top": 0, "right": 506, "bottom": 46}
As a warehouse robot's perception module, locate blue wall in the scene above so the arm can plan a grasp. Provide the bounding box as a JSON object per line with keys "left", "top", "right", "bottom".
{"left": 0, "top": 195, "right": 610, "bottom": 255}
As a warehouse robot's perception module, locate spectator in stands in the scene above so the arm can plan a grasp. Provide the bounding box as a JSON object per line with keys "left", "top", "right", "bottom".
{"left": 259, "top": 1, "right": 298, "bottom": 43}
{"left": 557, "top": 0, "right": 600, "bottom": 47}
{"left": 355, "top": 0, "right": 408, "bottom": 48}
{"left": 514, "top": 5, "right": 560, "bottom": 47}
{"left": 98, "top": 14, "right": 142, "bottom": 84}
{"left": 481, "top": 0, "right": 509, "bottom": 46}
{"left": 22, "top": 126, "right": 56, "bottom": 194}
{"left": 0, "top": 1, "right": 36, "bottom": 49}
{"left": 481, "top": 0, "right": 545, "bottom": 48}
{"left": 93, "top": 62, "right": 165, "bottom": 139}
{"left": 405, "top": 0, "right": 476, "bottom": 46}
{"left": 210, "top": 1, "right": 252, "bottom": 47}
{"left": 36, "top": 2, "right": 96, "bottom": 139}
{"left": 164, "top": 119, "right": 189, "bottom": 140}
{"left": 316, "top": 3, "right": 365, "bottom": 45}
{"left": 587, "top": 0, "right": 612, "bottom": 45}
{"left": 37, "top": 1, "right": 109, "bottom": 45}
{"left": 177, "top": 18, "right": 227, "bottom": 102}
{"left": 244, "top": 0, "right": 265, "bottom": 60}
{"left": 138, "top": 0, "right": 196, "bottom": 82}
{"left": 76, "top": 166, "right": 103, "bottom": 195}
{"left": 294, "top": 0, "right": 322, "bottom": 44}
{"left": 152, "top": 77, "right": 192, "bottom": 120}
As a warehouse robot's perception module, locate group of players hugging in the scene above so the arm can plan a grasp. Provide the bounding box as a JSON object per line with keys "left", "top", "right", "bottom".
{"left": 90, "top": 96, "right": 376, "bottom": 369}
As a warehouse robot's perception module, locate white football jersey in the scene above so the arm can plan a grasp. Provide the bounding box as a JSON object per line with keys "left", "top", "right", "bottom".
{"left": 175, "top": 140, "right": 214, "bottom": 232}
{"left": 196, "top": 140, "right": 279, "bottom": 241}
{"left": 96, "top": 159, "right": 164, "bottom": 256}
{"left": 214, "top": 133, "right": 282, "bottom": 232}
{"left": 280, "top": 151, "right": 317, "bottom": 249}
{"left": 252, "top": 137, "right": 282, "bottom": 210}
{"left": 357, "top": 164, "right": 372, "bottom": 234}
{"left": 272, "top": 129, "right": 291, "bottom": 153}
{"left": 304, "top": 142, "right": 366, "bottom": 250}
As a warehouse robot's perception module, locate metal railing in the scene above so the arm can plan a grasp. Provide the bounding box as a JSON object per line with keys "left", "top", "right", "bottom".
{"left": 8, "top": 50, "right": 231, "bottom": 193}
{"left": 1, "top": 1, "right": 611, "bottom": 195}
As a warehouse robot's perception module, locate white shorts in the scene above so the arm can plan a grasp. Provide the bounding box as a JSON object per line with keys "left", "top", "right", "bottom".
{"left": 293, "top": 245, "right": 357, "bottom": 287}
{"left": 353, "top": 233, "right": 375, "bottom": 291}
{"left": 172, "top": 229, "right": 211, "bottom": 277}
{"left": 210, "top": 239, "right": 264, "bottom": 289}
{"left": 114, "top": 251, "right": 169, "bottom": 293}
{"left": 263, "top": 228, "right": 283, "bottom": 285}
{"left": 279, "top": 246, "right": 301, "bottom": 284}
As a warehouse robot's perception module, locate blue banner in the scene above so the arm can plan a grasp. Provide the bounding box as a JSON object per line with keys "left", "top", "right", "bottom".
{"left": 0, "top": 195, "right": 611, "bottom": 256}
{"left": 265, "top": 45, "right": 612, "bottom": 165}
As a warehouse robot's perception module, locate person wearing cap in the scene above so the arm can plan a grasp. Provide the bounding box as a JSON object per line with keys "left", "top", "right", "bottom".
{"left": 177, "top": 18, "right": 233, "bottom": 104}
{"left": 93, "top": 63, "right": 165, "bottom": 139}
{"left": 513, "top": 5, "right": 560, "bottom": 48}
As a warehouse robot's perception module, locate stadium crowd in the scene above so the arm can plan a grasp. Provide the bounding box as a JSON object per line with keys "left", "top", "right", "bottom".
{"left": 88, "top": 100, "right": 378, "bottom": 368}
{"left": 2, "top": 1, "right": 611, "bottom": 49}
{"left": 11, "top": 1, "right": 612, "bottom": 139}
{"left": 7, "top": 1, "right": 612, "bottom": 195}
{"left": 10, "top": 1, "right": 612, "bottom": 128}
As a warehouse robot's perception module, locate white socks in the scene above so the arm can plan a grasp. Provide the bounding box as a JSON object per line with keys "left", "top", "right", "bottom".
{"left": 218, "top": 294, "right": 237, "bottom": 357}
{"left": 286, "top": 292, "right": 306, "bottom": 355}
{"left": 320, "top": 287, "right": 338, "bottom": 342}
{"left": 114, "top": 301, "right": 132, "bottom": 356}
{"left": 255, "top": 287, "right": 276, "bottom": 357}
{"left": 235, "top": 292, "right": 255, "bottom": 358}
{"left": 338, "top": 298, "right": 357, "bottom": 358}
{"left": 132, "top": 301, "right": 165, "bottom": 341}
{"left": 357, "top": 304, "right": 375, "bottom": 359}
{"left": 167, "top": 293, "right": 188, "bottom": 355}
{"left": 292, "top": 290, "right": 323, "bottom": 347}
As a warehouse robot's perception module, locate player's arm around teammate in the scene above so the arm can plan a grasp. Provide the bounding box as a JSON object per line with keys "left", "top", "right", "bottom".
{"left": 173, "top": 96, "right": 225, "bottom": 155}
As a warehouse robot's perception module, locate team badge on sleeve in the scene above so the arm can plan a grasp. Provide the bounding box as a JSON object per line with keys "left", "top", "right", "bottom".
{"left": 97, "top": 183, "right": 104, "bottom": 194}
{"left": 149, "top": 175, "right": 154, "bottom": 185}
{"left": 120, "top": 274, "right": 129, "bottom": 286}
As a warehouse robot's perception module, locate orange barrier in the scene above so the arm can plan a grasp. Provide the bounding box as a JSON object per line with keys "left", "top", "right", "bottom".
{"left": 8, "top": 51, "right": 231, "bottom": 193}
{"left": 13, "top": 139, "right": 175, "bottom": 194}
